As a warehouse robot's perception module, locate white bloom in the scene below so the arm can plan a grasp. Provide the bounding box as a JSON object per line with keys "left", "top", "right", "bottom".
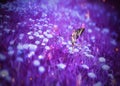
{"left": 0, "top": 70, "right": 9, "bottom": 77}
{"left": 43, "top": 38, "right": 49, "bottom": 43}
{"left": 57, "top": 63, "right": 66, "bottom": 69}
{"left": 74, "top": 48, "right": 79, "bottom": 52}
{"left": 19, "top": 33, "right": 24, "bottom": 39}
{"left": 27, "top": 31, "right": 32, "bottom": 35}
{"left": 34, "top": 32, "right": 39, "bottom": 37}
{"left": 28, "top": 51, "right": 35, "bottom": 58}
{"left": 33, "top": 60, "right": 40, "bottom": 66}
{"left": 17, "top": 43, "right": 23, "bottom": 50}
{"left": 38, "top": 35, "right": 44, "bottom": 38}
{"left": 45, "top": 46, "right": 50, "bottom": 50}
{"left": 99, "top": 57, "right": 106, "bottom": 62}
{"left": 88, "top": 72, "right": 96, "bottom": 78}
{"left": 0, "top": 53, "right": 6, "bottom": 61}
{"left": 81, "top": 64, "right": 89, "bottom": 69}
{"left": 41, "top": 42, "right": 46, "bottom": 46}
{"left": 38, "top": 55, "right": 44, "bottom": 60}
{"left": 110, "top": 39, "right": 117, "bottom": 46}
{"left": 28, "top": 44, "right": 37, "bottom": 51}
{"left": 93, "top": 81, "right": 102, "bottom": 86}
{"left": 68, "top": 41, "right": 72, "bottom": 45}
{"left": 23, "top": 44, "right": 29, "bottom": 49}
{"left": 102, "top": 64, "right": 110, "bottom": 71}
{"left": 0, "top": 32, "right": 2, "bottom": 36}
{"left": 16, "top": 57, "right": 23, "bottom": 62}
{"left": 38, "top": 66, "right": 45, "bottom": 73}
{"left": 29, "top": 36, "right": 34, "bottom": 39}
{"left": 9, "top": 40, "right": 14, "bottom": 45}
{"left": 35, "top": 40, "right": 40, "bottom": 45}
{"left": 88, "top": 29, "right": 92, "bottom": 33}
{"left": 46, "top": 34, "right": 53, "bottom": 38}
{"left": 102, "top": 28, "right": 109, "bottom": 34}
{"left": 8, "top": 50, "right": 14, "bottom": 55}
{"left": 84, "top": 52, "right": 94, "bottom": 58}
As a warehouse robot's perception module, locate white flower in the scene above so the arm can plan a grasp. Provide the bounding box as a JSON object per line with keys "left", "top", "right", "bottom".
{"left": 33, "top": 60, "right": 40, "bottom": 66}
{"left": 17, "top": 43, "right": 23, "bottom": 50}
{"left": 38, "top": 66, "right": 45, "bottom": 73}
{"left": 93, "top": 81, "right": 102, "bottom": 86}
{"left": 29, "top": 36, "right": 34, "bottom": 39}
{"left": 68, "top": 41, "right": 72, "bottom": 45}
{"left": 19, "top": 33, "right": 24, "bottom": 39}
{"left": 27, "top": 31, "right": 32, "bottom": 35}
{"left": 43, "top": 38, "right": 49, "bottom": 43}
{"left": 41, "top": 42, "right": 46, "bottom": 46}
{"left": 0, "top": 69, "right": 9, "bottom": 77}
{"left": 46, "top": 34, "right": 53, "bottom": 38}
{"left": 23, "top": 44, "right": 29, "bottom": 49}
{"left": 0, "top": 53, "right": 6, "bottom": 61}
{"left": 102, "top": 28, "right": 109, "bottom": 34}
{"left": 28, "top": 51, "right": 35, "bottom": 58}
{"left": 16, "top": 57, "right": 23, "bottom": 62}
{"left": 34, "top": 32, "right": 39, "bottom": 37}
{"left": 110, "top": 39, "right": 117, "bottom": 46}
{"left": 57, "top": 63, "right": 66, "bottom": 69}
{"left": 35, "top": 40, "right": 40, "bottom": 45}
{"left": 39, "top": 35, "right": 44, "bottom": 38}
{"left": 88, "top": 72, "right": 96, "bottom": 79}
{"left": 38, "top": 55, "right": 44, "bottom": 60}
{"left": 8, "top": 50, "right": 14, "bottom": 55}
{"left": 88, "top": 29, "right": 92, "bottom": 33}
{"left": 81, "top": 64, "right": 89, "bottom": 69}
{"left": 45, "top": 46, "right": 50, "bottom": 50}
{"left": 102, "top": 64, "right": 110, "bottom": 71}
{"left": 74, "top": 48, "right": 79, "bottom": 52}
{"left": 99, "top": 57, "right": 106, "bottom": 62}
{"left": 28, "top": 44, "right": 37, "bottom": 51}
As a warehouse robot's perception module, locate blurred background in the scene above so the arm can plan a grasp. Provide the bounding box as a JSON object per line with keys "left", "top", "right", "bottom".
{"left": 0, "top": 0, "right": 120, "bottom": 86}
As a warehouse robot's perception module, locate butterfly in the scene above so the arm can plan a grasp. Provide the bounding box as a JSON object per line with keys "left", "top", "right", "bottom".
{"left": 71, "top": 27, "right": 85, "bottom": 46}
